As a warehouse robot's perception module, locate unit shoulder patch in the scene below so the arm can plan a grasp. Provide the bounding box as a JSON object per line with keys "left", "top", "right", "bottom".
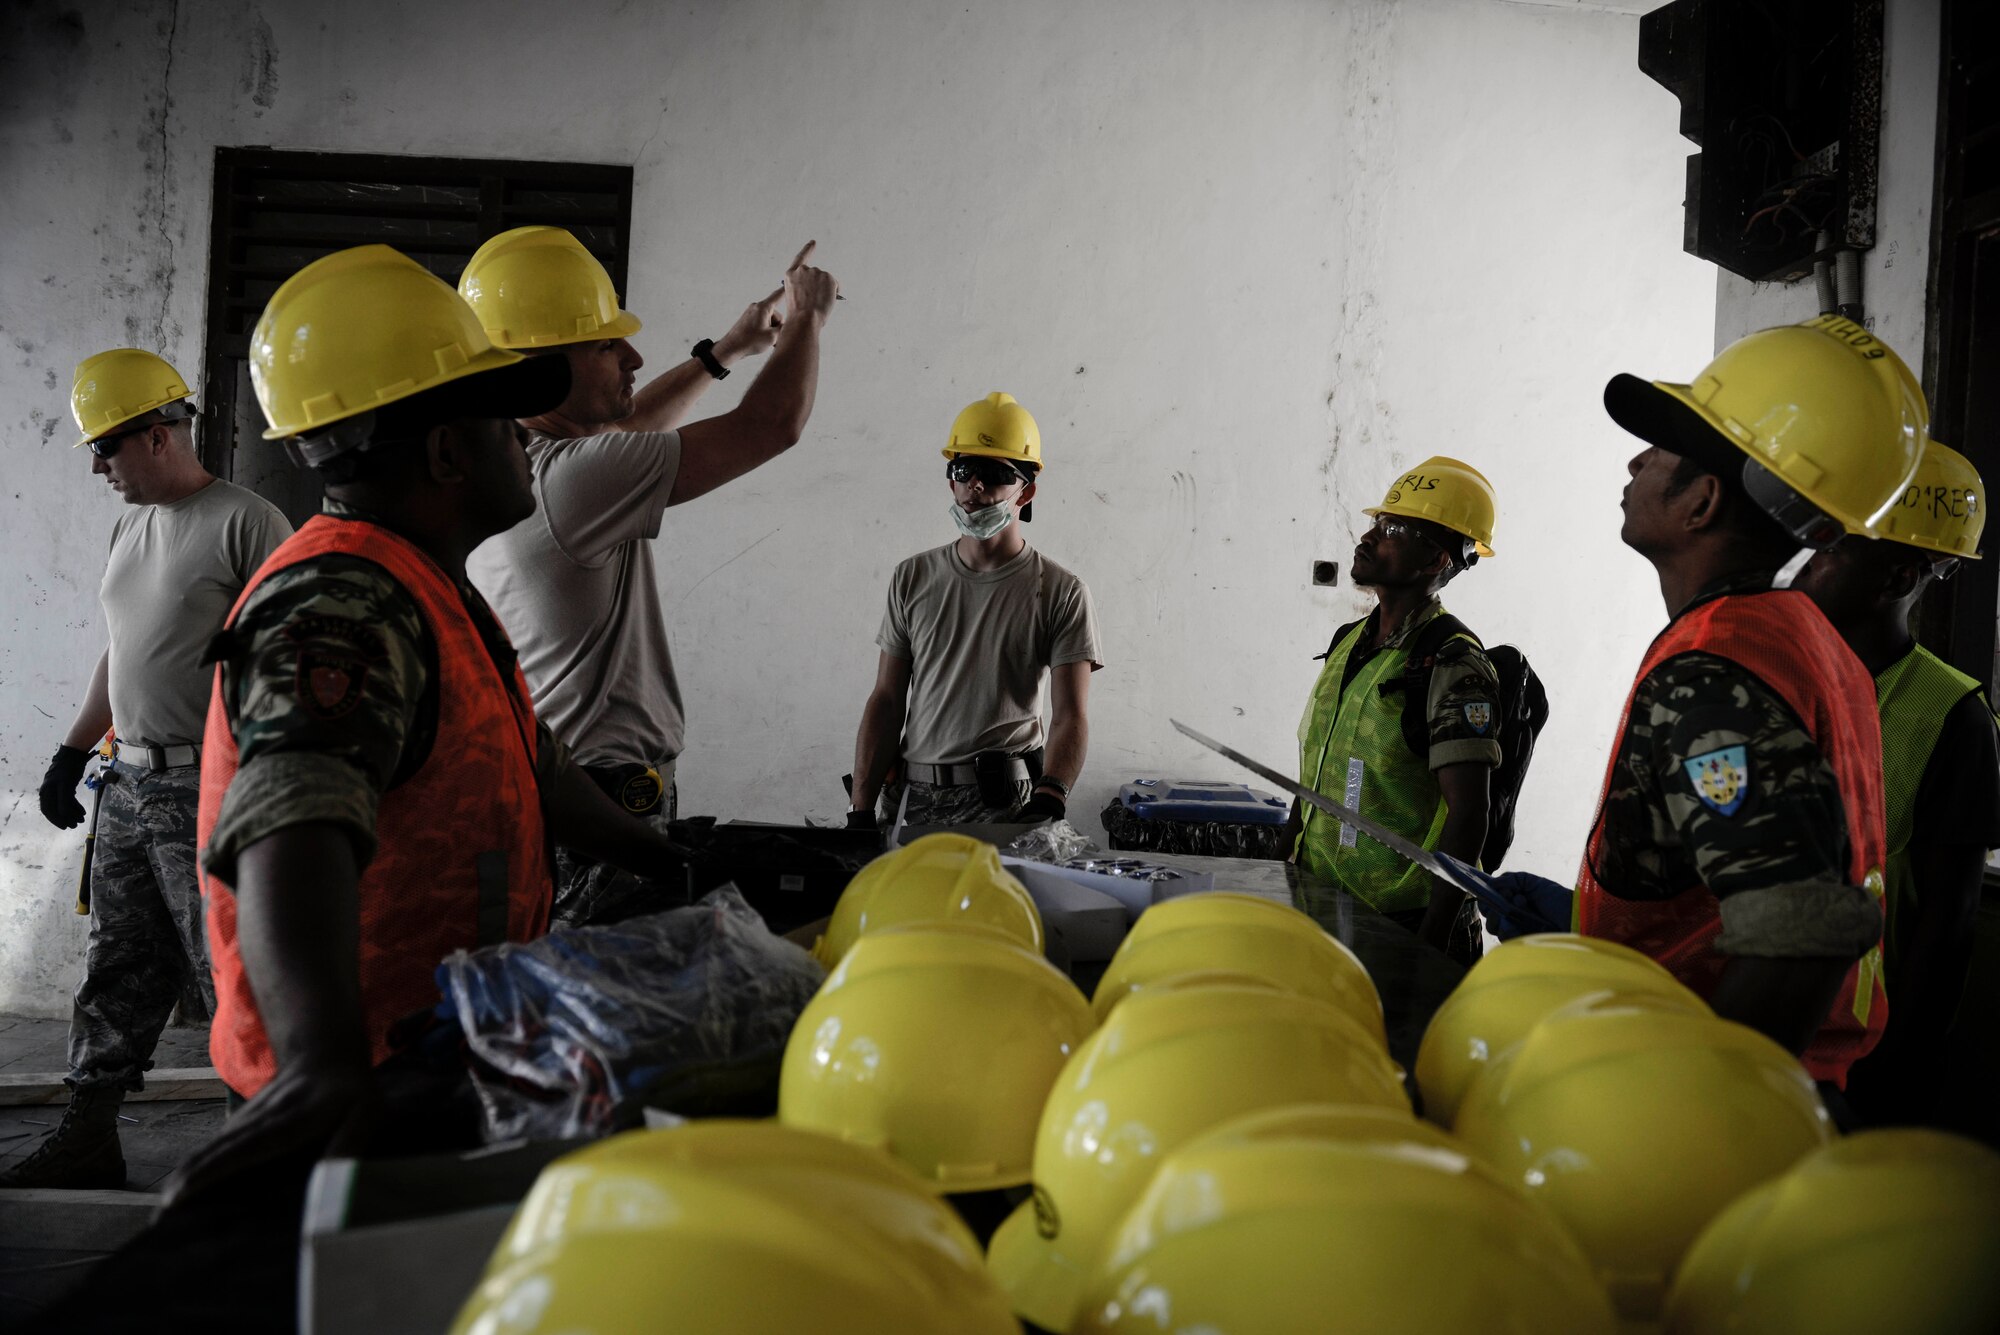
{"left": 1462, "top": 701, "right": 1494, "bottom": 735}
{"left": 1683, "top": 744, "right": 1751, "bottom": 817}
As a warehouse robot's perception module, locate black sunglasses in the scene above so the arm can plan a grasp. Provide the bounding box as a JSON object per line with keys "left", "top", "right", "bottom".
{"left": 947, "top": 456, "right": 1027, "bottom": 488}
{"left": 88, "top": 403, "right": 194, "bottom": 459}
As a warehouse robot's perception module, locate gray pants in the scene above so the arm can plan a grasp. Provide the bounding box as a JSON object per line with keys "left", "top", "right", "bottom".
{"left": 69, "top": 761, "right": 213, "bottom": 1093}
{"left": 877, "top": 777, "right": 1032, "bottom": 828}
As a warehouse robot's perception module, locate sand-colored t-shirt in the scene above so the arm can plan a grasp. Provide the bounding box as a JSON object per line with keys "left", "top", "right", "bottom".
{"left": 877, "top": 543, "right": 1103, "bottom": 765}
{"left": 467, "top": 430, "right": 683, "bottom": 768}
{"left": 101, "top": 478, "right": 292, "bottom": 746}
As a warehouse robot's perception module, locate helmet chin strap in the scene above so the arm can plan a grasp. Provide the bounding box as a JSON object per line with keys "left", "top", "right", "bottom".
{"left": 1773, "top": 546, "right": 1815, "bottom": 590}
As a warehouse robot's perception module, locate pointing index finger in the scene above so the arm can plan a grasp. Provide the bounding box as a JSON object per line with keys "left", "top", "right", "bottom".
{"left": 787, "top": 240, "right": 817, "bottom": 272}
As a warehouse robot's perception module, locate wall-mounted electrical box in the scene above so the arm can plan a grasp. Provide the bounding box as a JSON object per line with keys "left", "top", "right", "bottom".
{"left": 1638, "top": 0, "right": 1882, "bottom": 283}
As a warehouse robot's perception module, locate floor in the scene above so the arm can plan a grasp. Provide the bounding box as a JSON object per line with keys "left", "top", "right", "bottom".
{"left": 0, "top": 1014, "right": 225, "bottom": 1190}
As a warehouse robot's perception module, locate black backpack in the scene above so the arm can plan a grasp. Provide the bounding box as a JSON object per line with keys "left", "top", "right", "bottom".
{"left": 1319, "top": 613, "right": 1549, "bottom": 870}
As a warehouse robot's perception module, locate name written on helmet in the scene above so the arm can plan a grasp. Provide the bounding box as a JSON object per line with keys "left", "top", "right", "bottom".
{"left": 1805, "top": 313, "right": 1888, "bottom": 360}
{"left": 1385, "top": 472, "right": 1439, "bottom": 503}
{"left": 1897, "top": 485, "right": 1978, "bottom": 520}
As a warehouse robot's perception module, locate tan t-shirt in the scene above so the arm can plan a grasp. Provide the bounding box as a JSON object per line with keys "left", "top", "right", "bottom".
{"left": 877, "top": 543, "right": 1104, "bottom": 765}
{"left": 101, "top": 477, "right": 292, "bottom": 746}
{"left": 466, "top": 429, "right": 683, "bottom": 768}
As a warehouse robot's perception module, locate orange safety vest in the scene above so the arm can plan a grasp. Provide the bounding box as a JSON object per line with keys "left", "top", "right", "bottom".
{"left": 197, "top": 515, "right": 553, "bottom": 1098}
{"left": 1576, "top": 589, "right": 1887, "bottom": 1086}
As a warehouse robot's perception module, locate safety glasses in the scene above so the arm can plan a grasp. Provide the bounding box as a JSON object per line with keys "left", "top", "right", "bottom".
{"left": 947, "top": 455, "right": 1027, "bottom": 489}
{"left": 86, "top": 402, "right": 194, "bottom": 459}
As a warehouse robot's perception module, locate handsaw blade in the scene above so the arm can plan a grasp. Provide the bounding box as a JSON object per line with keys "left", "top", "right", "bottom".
{"left": 1170, "top": 718, "right": 1481, "bottom": 897}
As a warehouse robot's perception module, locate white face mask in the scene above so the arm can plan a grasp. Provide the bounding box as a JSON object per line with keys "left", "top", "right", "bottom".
{"left": 949, "top": 500, "right": 1014, "bottom": 541}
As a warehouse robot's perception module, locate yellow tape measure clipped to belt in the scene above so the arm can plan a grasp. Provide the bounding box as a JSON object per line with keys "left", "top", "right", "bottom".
{"left": 619, "top": 766, "right": 665, "bottom": 815}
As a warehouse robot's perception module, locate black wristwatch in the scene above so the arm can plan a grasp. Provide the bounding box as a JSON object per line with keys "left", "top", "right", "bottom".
{"left": 691, "top": 338, "right": 730, "bottom": 380}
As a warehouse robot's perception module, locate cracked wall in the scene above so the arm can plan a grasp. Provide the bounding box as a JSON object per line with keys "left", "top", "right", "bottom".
{"left": 0, "top": 0, "right": 1713, "bottom": 1015}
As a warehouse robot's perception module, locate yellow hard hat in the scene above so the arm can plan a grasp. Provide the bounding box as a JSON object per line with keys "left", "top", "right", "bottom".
{"left": 986, "top": 983, "right": 1410, "bottom": 1332}
{"left": 1415, "top": 933, "right": 1705, "bottom": 1127}
{"left": 1455, "top": 992, "right": 1832, "bottom": 1324}
{"left": 1365, "top": 455, "right": 1498, "bottom": 558}
{"left": 249, "top": 245, "right": 568, "bottom": 441}
{"left": 1091, "top": 894, "right": 1385, "bottom": 1046}
{"left": 1869, "top": 438, "right": 1984, "bottom": 560}
{"left": 812, "top": 833, "right": 1041, "bottom": 968}
{"left": 451, "top": 1120, "right": 1018, "bottom": 1335}
{"left": 779, "top": 924, "right": 1093, "bottom": 1192}
{"left": 1664, "top": 1129, "right": 2000, "bottom": 1335}
{"left": 1073, "top": 1106, "right": 1616, "bottom": 1335}
{"left": 943, "top": 391, "right": 1043, "bottom": 471}
{"left": 1605, "top": 314, "right": 1927, "bottom": 545}
{"left": 70, "top": 348, "right": 193, "bottom": 448}
{"left": 457, "top": 225, "right": 643, "bottom": 350}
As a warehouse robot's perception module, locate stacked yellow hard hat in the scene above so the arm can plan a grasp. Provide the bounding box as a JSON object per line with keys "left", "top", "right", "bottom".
{"left": 1454, "top": 991, "right": 1832, "bottom": 1324}
{"left": 1072, "top": 1103, "right": 1617, "bottom": 1334}
{"left": 778, "top": 922, "right": 1093, "bottom": 1192}
{"left": 457, "top": 225, "right": 642, "bottom": 350}
{"left": 450, "top": 1121, "right": 1017, "bottom": 1334}
{"left": 1089, "top": 891, "right": 1385, "bottom": 1044}
{"left": 1365, "top": 455, "right": 1498, "bottom": 560}
{"left": 249, "top": 244, "right": 569, "bottom": 442}
{"left": 1415, "top": 932, "right": 1703, "bottom": 1127}
{"left": 69, "top": 349, "right": 193, "bottom": 449}
{"left": 812, "top": 833, "right": 1042, "bottom": 968}
{"left": 986, "top": 980, "right": 1409, "bottom": 1331}
{"left": 1605, "top": 313, "right": 1927, "bottom": 547}
{"left": 1870, "top": 437, "right": 1985, "bottom": 560}
{"left": 945, "top": 392, "right": 1042, "bottom": 471}
{"left": 1665, "top": 1129, "right": 2000, "bottom": 1334}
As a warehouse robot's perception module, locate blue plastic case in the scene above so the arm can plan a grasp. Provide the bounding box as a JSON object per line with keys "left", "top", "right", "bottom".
{"left": 1118, "top": 777, "right": 1291, "bottom": 825}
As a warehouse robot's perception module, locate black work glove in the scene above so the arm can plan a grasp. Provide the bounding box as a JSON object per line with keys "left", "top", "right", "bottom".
{"left": 845, "top": 808, "right": 878, "bottom": 831}
{"left": 39, "top": 744, "right": 91, "bottom": 829}
{"left": 1018, "top": 790, "right": 1067, "bottom": 823}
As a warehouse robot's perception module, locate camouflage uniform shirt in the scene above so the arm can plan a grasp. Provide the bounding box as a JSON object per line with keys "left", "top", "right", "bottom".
{"left": 203, "top": 506, "right": 572, "bottom": 884}
{"left": 1584, "top": 572, "right": 1879, "bottom": 960}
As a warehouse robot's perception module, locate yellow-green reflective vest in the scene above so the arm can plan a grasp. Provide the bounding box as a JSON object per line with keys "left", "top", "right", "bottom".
{"left": 1876, "top": 643, "right": 1985, "bottom": 985}
{"left": 1294, "top": 612, "right": 1466, "bottom": 912}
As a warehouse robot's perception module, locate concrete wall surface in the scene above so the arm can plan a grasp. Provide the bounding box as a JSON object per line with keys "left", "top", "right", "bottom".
{"left": 0, "top": 0, "right": 1713, "bottom": 1016}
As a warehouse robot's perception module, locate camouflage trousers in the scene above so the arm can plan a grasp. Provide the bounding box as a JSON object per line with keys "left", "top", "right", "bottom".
{"left": 552, "top": 779, "right": 678, "bottom": 929}
{"left": 876, "top": 778, "right": 1032, "bottom": 827}
{"left": 69, "top": 761, "right": 214, "bottom": 1093}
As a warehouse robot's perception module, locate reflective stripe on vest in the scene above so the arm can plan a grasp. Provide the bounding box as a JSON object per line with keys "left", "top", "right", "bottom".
{"left": 1575, "top": 589, "right": 1887, "bottom": 1087}
{"left": 1876, "top": 644, "right": 1982, "bottom": 987}
{"left": 196, "top": 515, "right": 554, "bottom": 1099}
{"left": 1295, "top": 617, "right": 1449, "bottom": 912}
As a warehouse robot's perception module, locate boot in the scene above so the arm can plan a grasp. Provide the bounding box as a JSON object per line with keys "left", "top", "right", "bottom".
{"left": 0, "top": 1086, "right": 127, "bottom": 1189}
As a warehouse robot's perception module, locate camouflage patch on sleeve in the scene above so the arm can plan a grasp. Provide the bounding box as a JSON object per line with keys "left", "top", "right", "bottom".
{"left": 1425, "top": 640, "right": 1503, "bottom": 768}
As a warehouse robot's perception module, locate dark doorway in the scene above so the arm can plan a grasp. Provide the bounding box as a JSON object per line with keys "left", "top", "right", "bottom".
{"left": 199, "top": 149, "right": 634, "bottom": 529}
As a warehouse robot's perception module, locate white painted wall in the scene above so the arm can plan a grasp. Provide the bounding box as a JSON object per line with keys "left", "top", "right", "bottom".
{"left": 0, "top": 0, "right": 1713, "bottom": 1016}
{"left": 1713, "top": 0, "right": 1940, "bottom": 361}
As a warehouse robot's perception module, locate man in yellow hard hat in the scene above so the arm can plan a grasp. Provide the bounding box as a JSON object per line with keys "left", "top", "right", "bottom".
{"left": 5, "top": 352, "right": 292, "bottom": 1190}
{"left": 157, "top": 245, "right": 705, "bottom": 1217}
{"left": 846, "top": 393, "right": 1102, "bottom": 829}
{"left": 1793, "top": 441, "right": 2000, "bottom": 1125}
{"left": 1288, "top": 457, "right": 1503, "bottom": 964}
{"left": 1570, "top": 314, "right": 1923, "bottom": 1100}
{"left": 459, "top": 227, "right": 838, "bottom": 926}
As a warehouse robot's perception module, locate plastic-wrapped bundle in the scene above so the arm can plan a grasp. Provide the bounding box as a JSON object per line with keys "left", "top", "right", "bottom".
{"left": 436, "top": 887, "right": 826, "bottom": 1142}
{"left": 1099, "top": 798, "right": 1290, "bottom": 859}
{"left": 1002, "top": 820, "right": 1096, "bottom": 864}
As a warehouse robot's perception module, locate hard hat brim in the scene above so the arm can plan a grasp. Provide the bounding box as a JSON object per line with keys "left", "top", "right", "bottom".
{"left": 986, "top": 1198, "right": 1091, "bottom": 1333}
{"left": 493, "top": 306, "right": 644, "bottom": 351}
{"left": 74, "top": 396, "right": 197, "bottom": 450}
{"left": 1361, "top": 505, "right": 1495, "bottom": 559}
{"left": 264, "top": 346, "right": 572, "bottom": 441}
{"left": 1603, "top": 373, "right": 1746, "bottom": 478}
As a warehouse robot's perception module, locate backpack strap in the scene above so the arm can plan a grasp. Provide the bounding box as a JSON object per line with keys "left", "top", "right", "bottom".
{"left": 1315, "top": 617, "right": 1366, "bottom": 662}
{"left": 1381, "top": 612, "right": 1481, "bottom": 758}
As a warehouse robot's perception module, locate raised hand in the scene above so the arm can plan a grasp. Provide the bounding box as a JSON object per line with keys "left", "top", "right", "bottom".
{"left": 783, "top": 240, "right": 840, "bottom": 326}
